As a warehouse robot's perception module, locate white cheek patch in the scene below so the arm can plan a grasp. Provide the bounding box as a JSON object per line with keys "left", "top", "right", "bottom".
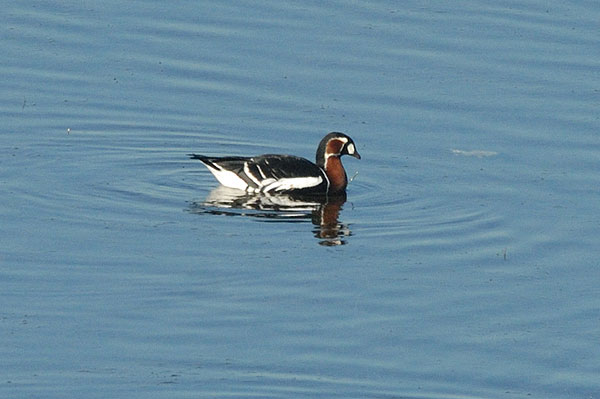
{"left": 346, "top": 143, "right": 355, "bottom": 155}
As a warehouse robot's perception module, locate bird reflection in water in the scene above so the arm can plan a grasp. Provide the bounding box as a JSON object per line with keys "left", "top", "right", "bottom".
{"left": 188, "top": 186, "right": 352, "bottom": 246}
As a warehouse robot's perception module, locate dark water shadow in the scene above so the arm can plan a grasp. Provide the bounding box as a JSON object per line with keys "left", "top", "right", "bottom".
{"left": 188, "top": 186, "right": 352, "bottom": 246}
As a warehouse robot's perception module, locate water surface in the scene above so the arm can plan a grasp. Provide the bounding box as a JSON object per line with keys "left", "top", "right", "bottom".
{"left": 2, "top": 1, "right": 599, "bottom": 398}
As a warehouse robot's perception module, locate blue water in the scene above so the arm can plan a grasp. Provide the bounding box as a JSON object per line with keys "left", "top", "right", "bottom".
{"left": 2, "top": 1, "right": 599, "bottom": 398}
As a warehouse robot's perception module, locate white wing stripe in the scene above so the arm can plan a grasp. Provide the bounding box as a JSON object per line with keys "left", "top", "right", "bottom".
{"left": 243, "top": 162, "right": 261, "bottom": 186}
{"left": 256, "top": 164, "right": 267, "bottom": 179}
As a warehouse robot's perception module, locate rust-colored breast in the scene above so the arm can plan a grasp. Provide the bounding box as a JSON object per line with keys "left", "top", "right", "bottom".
{"left": 325, "top": 156, "right": 347, "bottom": 193}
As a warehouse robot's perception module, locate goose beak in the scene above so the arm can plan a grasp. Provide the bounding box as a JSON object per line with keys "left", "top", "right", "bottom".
{"left": 343, "top": 142, "right": 361, "bottom": 160}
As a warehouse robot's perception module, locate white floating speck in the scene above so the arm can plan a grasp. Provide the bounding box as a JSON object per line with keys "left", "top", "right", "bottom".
{"left": 451, "top": 149, "right": 497, "bottom": 158}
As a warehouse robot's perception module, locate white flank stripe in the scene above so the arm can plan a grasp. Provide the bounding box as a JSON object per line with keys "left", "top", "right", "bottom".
{"left": 263, "top": 176, "right": 322, "bottom": 192}
{"left": 259, "top": 178, "right": 276, "bottom": 187}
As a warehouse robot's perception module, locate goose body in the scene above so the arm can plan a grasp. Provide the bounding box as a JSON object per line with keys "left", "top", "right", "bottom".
{"left": 190, "top": 132, "right": 360, "bottom": 195}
